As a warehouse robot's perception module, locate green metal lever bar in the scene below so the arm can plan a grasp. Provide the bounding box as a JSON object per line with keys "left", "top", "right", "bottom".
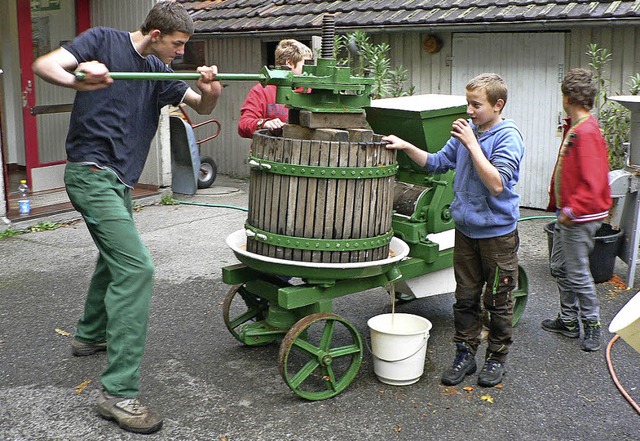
{"left": 74, "top": 59, "right": 374, "bottom": 112}
{"left": 74, "top": 71, "right": 264, "bottom": 82}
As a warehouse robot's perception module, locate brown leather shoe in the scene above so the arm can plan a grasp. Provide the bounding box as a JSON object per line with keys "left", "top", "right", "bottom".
{"left": 96, "top": 389, "right": 163, "bottom": 434}
{"left": 71, "top": 337, "right": 107, "bottom": 356}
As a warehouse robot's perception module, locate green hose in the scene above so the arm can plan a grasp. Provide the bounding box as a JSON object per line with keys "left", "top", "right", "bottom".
{"left": 172, "top": 202, "right": 553, "bottom": 219}
{"left": 519, "top": 215, "right": 556, "bottom": 222}
{"left": 174, "top": 200, "right": 248, "bottom": 212}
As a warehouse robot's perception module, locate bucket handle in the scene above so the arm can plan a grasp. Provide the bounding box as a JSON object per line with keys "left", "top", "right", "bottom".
{"left": 365, "top": 335, "right": 429, "bottom": 363}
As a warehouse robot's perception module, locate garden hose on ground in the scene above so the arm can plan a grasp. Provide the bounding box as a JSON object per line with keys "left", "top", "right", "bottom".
{"left": 606, "top": 335, "right": 640, "bottom": 414}
{"left": 173, "top": 200, "right": 248, "bottom": 211}
{"left": 518, "top": 215, "right": 557, "bottom": 222}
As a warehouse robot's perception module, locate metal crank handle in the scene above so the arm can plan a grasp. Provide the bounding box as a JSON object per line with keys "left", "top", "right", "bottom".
{"left": 74, "top": 71, "right": 264, "bottom": 82}
{"left": 248, "top": 159, "right": 272, "bottom": 170}
{"left": 424, "top": 177, "right": 449, "bottom": 187}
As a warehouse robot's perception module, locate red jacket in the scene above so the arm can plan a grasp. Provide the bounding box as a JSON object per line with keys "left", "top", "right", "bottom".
{"left": 547, "top": 115, "right": 611, "bottom": 222}
{"left": 237, "top": 84, "right": 289, "bottom": 138}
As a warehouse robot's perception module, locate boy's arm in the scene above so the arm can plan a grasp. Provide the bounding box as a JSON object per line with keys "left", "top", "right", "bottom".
{"left": 238, "top": 84, "right": 270, "bottom": 139}
{"left": 451, "top": 118, "right": 504, "bottom": 196}
{"left": 32, "top": 47, "right": 112, "bottom": 91}
{"left": 182, "top": 65, "right": 222, "bottom": 115}
{"left": 382, "top": 135, "right": 428, "bottom": 167}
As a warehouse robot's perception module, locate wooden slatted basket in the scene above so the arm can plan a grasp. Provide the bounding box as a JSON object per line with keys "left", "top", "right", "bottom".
{"left": 246, "top": 131, "right": 397, "bottom": 263}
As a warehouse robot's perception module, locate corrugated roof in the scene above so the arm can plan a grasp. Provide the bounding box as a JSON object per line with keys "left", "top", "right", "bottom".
{"left": 175, "top": 0, "right": 640, "bottom": 34}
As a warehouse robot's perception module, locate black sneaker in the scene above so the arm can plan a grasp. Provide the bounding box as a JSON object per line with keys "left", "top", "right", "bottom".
{"left": 541, "top": 315, "right": 579, "bottom": 338}
{"left": 478, "top": 360, "right": 506, "bottom": 387}
{"left": 441, "top": 342, "right": 476, "bottom": 386}
{"left": 581, "top": 320, "right": 602, "bottom": 352}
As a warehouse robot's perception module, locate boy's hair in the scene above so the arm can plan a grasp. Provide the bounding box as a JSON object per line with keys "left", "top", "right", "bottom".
{"left": 140, "top": 1, "right": 194, "bottom": 36}
{"left": 275, "top": 39, "right": 313, "bottom": 67}
{"left": 466, "top": 73, "right": 508, "bottom": 107}
{"left": 561, "top": 68, "right": 596, "bottom": 110}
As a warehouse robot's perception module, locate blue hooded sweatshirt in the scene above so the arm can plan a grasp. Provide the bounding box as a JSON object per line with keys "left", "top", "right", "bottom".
{"left": 424, "top": 119, "right": 525, "bottom": 239}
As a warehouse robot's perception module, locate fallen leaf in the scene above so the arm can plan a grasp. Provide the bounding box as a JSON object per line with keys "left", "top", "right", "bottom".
{"left": 75, "top": 379, "right": 91, "bottom": 394}
{"left": 55, "top": 328, "right": 70, "bottom": 337}
{"left": 441, "top": 386, "right": 460, "bottom": 396}
{"left": 462, "top": 386, "right": 474, "bottom": 392}
{"left": 495, "top": 383, "right": 504, "bottom": 389}
{"left": 480, "top": 394, "right": 494, "bottom": 403}
{"left": 578, "top": 394, "right": 596, "bottom": 403}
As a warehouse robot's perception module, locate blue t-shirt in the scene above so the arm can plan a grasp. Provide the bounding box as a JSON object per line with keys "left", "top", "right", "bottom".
{"left": 63, "top": 27, "right": 189, "bottom": 187}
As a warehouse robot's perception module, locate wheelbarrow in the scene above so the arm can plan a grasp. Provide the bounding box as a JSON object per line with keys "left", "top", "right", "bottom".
{"left": 170, "top": 103, "right": 221, "bottom": 190}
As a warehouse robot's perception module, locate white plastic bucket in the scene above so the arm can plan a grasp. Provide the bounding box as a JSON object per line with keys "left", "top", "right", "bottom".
{"left": 609, "top": 291, "right": 640, "bottom": 354}
{"left": 367, "top": 313, "right": 432, "bottom": 386}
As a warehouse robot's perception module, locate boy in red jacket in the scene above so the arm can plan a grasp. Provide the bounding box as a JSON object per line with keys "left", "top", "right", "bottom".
{"left": 541, "top": 68, "right": 612, "bottom": 351}
{"left": 238, "top": 39, "right": 312, "bottom": 138}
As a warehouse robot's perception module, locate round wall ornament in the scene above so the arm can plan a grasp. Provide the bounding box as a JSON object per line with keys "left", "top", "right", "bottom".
{"left": 423, "top": 34, "right": 443, "bottom": 54}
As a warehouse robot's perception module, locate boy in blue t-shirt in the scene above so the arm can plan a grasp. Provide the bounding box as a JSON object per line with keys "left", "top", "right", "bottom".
{"left": 383, "top": 73, "right": 525, "bottom": 387}
{"left": 32, "top": 1, "right": 222, "bottom": 434}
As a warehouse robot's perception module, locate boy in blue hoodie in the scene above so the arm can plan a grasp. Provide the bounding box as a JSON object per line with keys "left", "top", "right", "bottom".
{"left": 383, "top": 73, "right": 525, "bottom": 387}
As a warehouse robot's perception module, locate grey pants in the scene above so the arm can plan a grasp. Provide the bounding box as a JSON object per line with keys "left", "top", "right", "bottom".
{"left": 549, "top": 220, "right": 601, "bottom": 322}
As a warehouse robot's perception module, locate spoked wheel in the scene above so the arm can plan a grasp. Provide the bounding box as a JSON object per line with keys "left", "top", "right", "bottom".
{"left": 483, "top": 265, "right": 529, "bottom": 327}
{"left": 278, "top": 313, "right": 363, "bottom": 401}
{"left": 222, "top": 284, "right": 270, "bottom": 345}
{"left": 512, "top": 265, "right": 529, "bottom": 326}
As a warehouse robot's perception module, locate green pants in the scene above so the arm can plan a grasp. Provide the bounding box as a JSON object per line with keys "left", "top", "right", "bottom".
{"left": 65, "top": 163, "right": 154, "bottom": 397}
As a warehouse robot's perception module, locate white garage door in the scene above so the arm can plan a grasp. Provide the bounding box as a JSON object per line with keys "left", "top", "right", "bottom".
{"left": 451, "top": 32, "right": 565, "bottom": 209}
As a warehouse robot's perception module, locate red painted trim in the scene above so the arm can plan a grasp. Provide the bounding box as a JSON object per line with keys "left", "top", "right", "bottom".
{"left": 75, "top": 0, "right": 91, "bottom": 33}
{"left": 16, "top": 0, "right": 38, "bottom": 184}
{"left": 16, "top": 0, "right": 90, "bottom": 184}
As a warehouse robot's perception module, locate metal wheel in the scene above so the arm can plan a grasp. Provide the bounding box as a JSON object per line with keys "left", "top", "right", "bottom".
{"left": 278, "top": 313, "right": 363, "bottom": 401}
{"left": 512, "top": 265, "right": 529, "bottom": 326}
{"left": 394, "top": 291, "right": 416, "bottom": 304}
{"left": 222, "top": 284, "right": 269, "bottom": 345}
{"left": 198, "top": 156, "right": 217, "bottom": 189}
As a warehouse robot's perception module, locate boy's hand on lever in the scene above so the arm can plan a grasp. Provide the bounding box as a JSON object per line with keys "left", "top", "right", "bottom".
{"left": 74, "top": 61, "right": 113, "bottom": 91}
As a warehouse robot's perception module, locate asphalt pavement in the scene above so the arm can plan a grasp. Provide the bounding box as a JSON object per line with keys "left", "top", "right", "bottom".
{"left": 1, "top": 174, "right": 639, "bottom": 441}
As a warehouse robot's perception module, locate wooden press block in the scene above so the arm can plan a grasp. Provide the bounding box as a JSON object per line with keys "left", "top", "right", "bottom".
{"left": 298, "top": 110, "right": 368, "bottom": 129}
{"left": 282, "top": 124, "right": 349, "bottom": 141}
{"left": 347, "top": 129, "right": 374, "bottom": 143}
